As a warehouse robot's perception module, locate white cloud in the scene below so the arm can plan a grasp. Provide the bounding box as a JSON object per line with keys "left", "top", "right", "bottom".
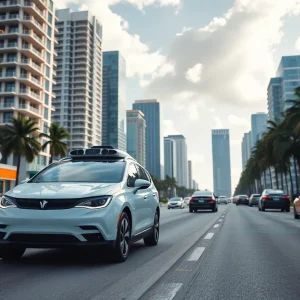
{"left": 189, "top": 153, "right": 205, "bottom": 164}
{"left": 295, "top": 36, "right": 300, "bottom": 51}
{"left": 212, "top": 116, "right": 223, "bottom": 129}
{"left": 108, "top": 0, "right": 182, "bottom": 10}
{"left": 163, "top": 120, "right": 179, "bottom": 136}
{"left": 185, "top": 63, "right": 203, "bottom": 83}
{"left": 228, "top": 114, "right": 251, "bottom": 128}
{"left": 57, "top": 1, "right": 166, "bottom": 79}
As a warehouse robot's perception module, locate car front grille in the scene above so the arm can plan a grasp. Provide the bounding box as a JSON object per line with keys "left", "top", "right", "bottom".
{"left": 14, "top": 198, "right": 79, "bottom": 210}
{"left": 7, "top": 233, "right": 79, "bottom": 244}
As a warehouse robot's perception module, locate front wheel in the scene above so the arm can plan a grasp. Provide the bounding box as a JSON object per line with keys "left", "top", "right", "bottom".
{"left": 144, "top": 212, "right": 159, "bottom": 246}
{"left": 112, "top": 212, "right": 131, "bottom": 263}
{"left": 0, "top": 246, "right": 26, "bottom": 261}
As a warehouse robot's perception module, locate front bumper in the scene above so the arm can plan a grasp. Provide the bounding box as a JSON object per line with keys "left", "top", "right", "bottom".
{"left": 0, "top": 206, "right": 119, "bottom": 248}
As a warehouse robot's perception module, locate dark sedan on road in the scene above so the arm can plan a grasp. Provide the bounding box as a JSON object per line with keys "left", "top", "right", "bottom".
{"left": 249, "top": 194, "right": 261, "bottom": 206}
{"left": 189, "top": 190, "right": 218, "bottom": 213}
{"left": 236, "top": 195, "right": 249, "bottom": 206}
{"left": 258, "top": 189, "right": 290, "bottom": 212}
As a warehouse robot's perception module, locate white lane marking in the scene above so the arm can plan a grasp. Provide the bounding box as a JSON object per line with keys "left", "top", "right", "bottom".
{"left": 187, "top": 247, "right": 205, "bottom": 261}
{"left": 204, "top": 232, "right": 214, "bottom": 239}
{"left": 153, "top": 283, "right": 183, "bottom": 300}
{"left": 213, "top": 224, "right": 220, "bottom": 228}
{"left": 218, "top": 219, "right": 223, "bottom": 222}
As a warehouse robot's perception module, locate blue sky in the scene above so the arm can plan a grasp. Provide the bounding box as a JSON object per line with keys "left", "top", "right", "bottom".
{"left": 59, "top": 0, "right": 300, "bottom": 192}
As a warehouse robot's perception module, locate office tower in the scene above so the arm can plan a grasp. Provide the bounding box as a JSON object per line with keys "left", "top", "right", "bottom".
{"left": 0, "top": 0, "right": 57, "bottom": 180}
{"left": 164, "top": 137, "right": 176, "bottom": 179}
{"left": 126, "top": 110, "right": 146, "bottom": 166}
{"left": 251, "top": 113, "right": 267, "bottom": 147}
{"left": 188, "top": 160, "right": 193, "bottom": 189}
{"left": 102, "top": 51, "right": 126, "bottom": 151}
{"left": 53, "top": 9, "right": 102, "bottom": 150}
{"left": 165, "top": 135, "right": 188, "bottom": 188}
{"left": 267, "top": 78, "right": 282, "bottom": 121}
{"left": 241, "top": 131, "right": 251, "bottom": 170}
{"left": 212, "top": 129, "right": 232, "bottom": 197}
{"left": 133, "top": 99, "right": 163, "bottom": 178}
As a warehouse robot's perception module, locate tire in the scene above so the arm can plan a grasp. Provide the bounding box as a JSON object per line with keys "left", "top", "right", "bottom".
{"left": 168, "top": 207, "right": 170, "bottom": 209}
{"left": 189, "top": 207, "right": 193, "bottom": 213}
{"left": 236, "top": 203, "right": 239, "bottom": 206}
{"left": 281, "top": 208, "right": 284, "bottom": 212}
{"left": 112, "top": 212, "right": 131, "bottom": 263}
{"left": 0, "top": 246, "right": 26, "bottom": 261}
{"left": 262, "top": 206, "right": 265, "bottom": 212}
{"left": 144, "top": 211, "right": 159, "bottom": 246}
{"left": 212, "top": 206, "right": 217, "bottom": 213}
{"left": 294, "top": 207, "right": 299, "bottom": 219}
{"left": 258, "top": 206, "right": 261, "bottom": 211}
{"left": 286, "top": 207, "right": 290, "bottom": 213}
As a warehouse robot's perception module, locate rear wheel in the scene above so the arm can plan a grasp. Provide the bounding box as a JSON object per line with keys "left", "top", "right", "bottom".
{"left": 112, "top": 212, "right": 131, "bottom": 263}
{"left": 286, "top": 207, "right": 290, "bottom": 212}
{"left": 294, "top": 207, "right": 299, "bottom": 219}
{"left": 258, "top": 206, "right": 261, "bottom": 211}
{"left": 144, "top": 212, "right": 159, "bottom": 246}
{"left": 0, "top": 246, "right": 26, "bottom": 261}
{"left": 262, "top": 206, "right": 265, "bottom": 212}
{"left": 281, "top": 208, "right": 284, "bottom": 212}
{"left": 212, "top": 206, "right": 217, "bottom": 213}
{"left": 189, "top": 207, "right": 193, "bottom": 213}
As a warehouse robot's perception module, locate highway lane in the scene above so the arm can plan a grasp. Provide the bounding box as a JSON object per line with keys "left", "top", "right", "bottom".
{"left": 0, "top": 205, "right": 227, "bottom": 300}
{"left": 142, "top": 204, "right": 300, "bottom": 300}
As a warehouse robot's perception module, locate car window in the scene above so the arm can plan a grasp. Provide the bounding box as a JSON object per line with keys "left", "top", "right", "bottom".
{"left": 30, "top": 160, "right": 126, "bottom": 183}
{"left": 193, "top": 191, "right": 212, "bottom": 197}
{"left": 127, "top": 163, "right": 139, "bottom": 187}
{"left": 135, "top": 164, "right": 149, "bottom": 181}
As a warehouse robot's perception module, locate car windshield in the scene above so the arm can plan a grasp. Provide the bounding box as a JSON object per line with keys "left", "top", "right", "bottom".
{"left": 266, "top": 190, "right": 284, "bottom": 195}
{"left": 30, "top": 160, "right": 126, "bottom": 183}
{"left": 239, "top": 195, "right": 248, "bottom": 198}
{"left": 193, "top": 191, "right": 212, "bottom": 197}
{"left": 252, "top": 194, "right": 261, "bottom": 197}
{"left": 170, "top": 198, "right": 181, "bottom": 201}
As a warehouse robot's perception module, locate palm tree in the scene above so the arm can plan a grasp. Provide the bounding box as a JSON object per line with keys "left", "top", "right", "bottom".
{"left": 0, "top": 131, "right": 8, "bottom": 163}
{"left": 2, "top": 116, "right": 41, "bottom": 185}
{"left": 164, "top": 175, "right": 177, "bottom": 198}
{"left": 39, "top": 123, "right": 70, "bottom": 164}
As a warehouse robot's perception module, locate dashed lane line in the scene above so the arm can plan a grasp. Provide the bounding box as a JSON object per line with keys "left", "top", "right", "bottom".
{"left": 213, "top": 224, "right": 220, "bottom": 228}
{"left": 204, "top": 232, "right": 214, "bottom": 239}
{"left": 186, "top": 247, "right": 205, "bottom": 262}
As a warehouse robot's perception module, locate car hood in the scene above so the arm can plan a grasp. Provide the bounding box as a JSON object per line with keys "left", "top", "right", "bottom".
{"left": 5, "top": 182, "right": 122, "bottom": 199}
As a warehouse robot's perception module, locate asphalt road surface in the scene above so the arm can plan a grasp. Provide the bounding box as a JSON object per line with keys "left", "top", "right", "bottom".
{"left": 1, "top": 204, "right": 300, "bottom": 300}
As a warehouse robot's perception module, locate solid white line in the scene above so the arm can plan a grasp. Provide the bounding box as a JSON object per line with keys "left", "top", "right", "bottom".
{"left": 153, "top": 283, "right": 183, "bottom": 300}
{"left": 204, "top": 232, "right": 214, "bottom": 239}
{"left": 213, "top": 224, "right": 220, "bottom": 228}
{"left": 187, "top": 247, "right": 205, "bottom": 261}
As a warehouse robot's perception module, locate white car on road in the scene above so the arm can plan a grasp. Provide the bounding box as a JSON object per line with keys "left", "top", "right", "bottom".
{"left": 218, "top": 196, "right": 228, "bottom": 204}
{"left": 168, "top": 197, "right": 185, "bottom": 209}
{"left": 0, "top": 146, "right": 160, "bottom": 262}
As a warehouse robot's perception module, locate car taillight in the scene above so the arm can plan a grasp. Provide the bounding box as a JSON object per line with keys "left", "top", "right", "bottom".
{"left": 238, "top": 198, "right": 241, "bottom": 201}
{"left": 209, "top": 198, "right": 215, "bottom": 203}
{"left": 262, "top": 196, "right": 271, "bottom": 200}
{"left": 283, "top": 196, "right": 290, "bottom": 200}
{"left": 189, "top": 197, "right": 196, "bottom": 203}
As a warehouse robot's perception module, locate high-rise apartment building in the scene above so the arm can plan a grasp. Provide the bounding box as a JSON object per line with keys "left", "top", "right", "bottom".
{"left": 251, "top": 113, "right": 267, "bottom": 147}
{"left": 241, "top": 131, "right": 251, "bottom": 170}
{"left": 0, "top": 0, "right": 57, "bottom": 180}
{"left": 212, "top": 129, "right": 232, "bottom": 197}
{"left": 53, "top": 9, "right": 102, "bottom": 150}
{"left": 188, "top": 160, "right": 193, "bottom": 189}
{"left": 102, "top": 51, "right": 126, "bottom": 151}
{"left": 164, "top": 137, "right": 176, "bottom": 179}
{"left": 133, "top": 99, "right": 163, "bottom": 179}
{"left": 165, "top": 135, "right": 188, "bottom": 188}
{"left": 126, "top": 110, "right": 146, "bottom": 167}
{"left": 267, "top": 77, "right": 282, "bottom": 121}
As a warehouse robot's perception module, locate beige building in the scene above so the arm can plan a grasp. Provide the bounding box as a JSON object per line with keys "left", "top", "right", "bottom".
{"left": 53, "top": 9, "right": 102, "bottom": 150}
{"left": 0, "top": 0, "right": 57, "bottom": 179}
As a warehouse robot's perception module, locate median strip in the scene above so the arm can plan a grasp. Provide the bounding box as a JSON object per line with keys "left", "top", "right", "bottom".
{"left": 153, "top": 283, "right": 183, "bottom": 300}
{"left": 204, "top": 232, "right": 214, "bottom": 239}
{"left": 186, "top": 247, "right": 205, "bottom": 261}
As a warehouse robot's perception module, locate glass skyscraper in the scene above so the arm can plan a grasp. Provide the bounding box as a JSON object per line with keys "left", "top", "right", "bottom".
{"left": 102, "top": 51, "right": 126, "bottom": 151}
{"left": 212, "top": 129, "right": 232, "bottom": 197}
{"left": 133, "top": 99, "right": 163, "bottom": 179}
{"left": 251, "top": 113, "right": 267, "bottom": 147}
{"left": 164, "top": 137, "right": 176, "bottom": 179}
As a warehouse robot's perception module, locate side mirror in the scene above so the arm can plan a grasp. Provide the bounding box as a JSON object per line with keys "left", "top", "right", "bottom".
{"left": 133, "top": 179, "right": 151, "bottom": 194}
{"left": 21, "top": 179, "right": 29, "bottom": 184}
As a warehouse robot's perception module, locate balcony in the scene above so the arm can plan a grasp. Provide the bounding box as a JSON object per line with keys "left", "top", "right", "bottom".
{"left": 0, "top": 57, "right": 18, "bottom": 66}
{"left": 0, "top": 28, "right": 19, "bottom": 38}
{"left": 0, "top": 102, "right": 15, "bottom": 109}
{"left": 18, "top": 103, "right": 41, "bottom": 118}
{"left": 0, "top": 71, "right": 17, "bottom": 80}
{"left": 0, "top": 0, "right": 20, "bottom": 11}
{"left": 23, "top": 1, "right": 46, "bottom": 23}
{"left": 19, "top": 88, "right": 42, "bottom": 104}
{"left": 0, "top": 87, "right": 16, "bottom": 95}
{"left": 20, "top": 58, "right": 43, "bottom": 76}
{"left": 21, "top": 43, "right": 44, "bottom": 63}
{"left": 22, "top": 29, "right": 44, "bottom": 50}
{"left": 19, "top": 74, "right": 43, "bottom": 90}
{"left": 22, "top": 16, "right": 44, "bottom": 36}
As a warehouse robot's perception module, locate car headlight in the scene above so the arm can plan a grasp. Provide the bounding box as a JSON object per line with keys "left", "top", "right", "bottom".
{"left": 0, "top": 195, "right": 17, "bottom": 208}
{"left": 75, "top": 196, "right": 112, "bottom": 209}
